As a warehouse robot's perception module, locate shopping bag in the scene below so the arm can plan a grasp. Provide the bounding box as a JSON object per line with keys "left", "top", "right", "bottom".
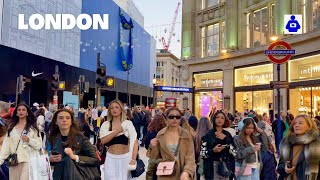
{"left": 29, "top": 148, "right": 52, "bottom": 180}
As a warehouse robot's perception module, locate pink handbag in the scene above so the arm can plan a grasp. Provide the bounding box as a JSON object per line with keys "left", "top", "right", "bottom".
{"left": 156, "top": 161, "right": 176, "bottom": 176}
{"left": 235, "top": 164, "right": 252, "bottom": 176}
{"left": 156, "top": 131, "right": 182, "bottom": 176}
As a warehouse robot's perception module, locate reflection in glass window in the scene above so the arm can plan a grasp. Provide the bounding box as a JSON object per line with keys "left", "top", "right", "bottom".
{"left": 207, "top": 0, "right": 219, "bottom": 7}
{"left": 253, "top": 7, "right": 268, "bottom": 47}
{"left": 201, "top": 27, "right": 206, "bottom": 58}
{"left": 207, "top": 23, "right": 219, "bottom": 56}
{"left": 312, "top": 0, "right": 320, "bottom": 30}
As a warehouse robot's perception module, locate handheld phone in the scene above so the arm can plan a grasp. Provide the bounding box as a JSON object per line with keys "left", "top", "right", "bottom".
{"left": 287, "top": 161, "right": 292, "bottom": 168}
{"left": 51, "top": 151, "right": 60, "bottom": 155}
{"left": 221, "top": 144, "right": 229, "bottom": 147}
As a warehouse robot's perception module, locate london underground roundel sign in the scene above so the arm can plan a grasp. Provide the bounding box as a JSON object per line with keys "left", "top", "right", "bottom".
{"left": 264, "top": 41, "right": 295, "bottom": 64}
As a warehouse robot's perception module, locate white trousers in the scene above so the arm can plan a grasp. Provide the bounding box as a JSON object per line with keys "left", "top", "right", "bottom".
{"left": 104, "top": 152, "right": 132, "bottom": 180}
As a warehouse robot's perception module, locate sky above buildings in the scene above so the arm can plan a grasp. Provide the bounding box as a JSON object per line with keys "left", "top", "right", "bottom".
{"left": 132, "top": 0, "right": 182, "bottom": 58}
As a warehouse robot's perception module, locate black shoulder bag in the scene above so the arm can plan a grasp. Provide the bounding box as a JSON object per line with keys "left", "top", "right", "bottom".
{"left": 7, "top": 131, "right": 23, "bottom": 166}
{"left": 217, "top": 156, "right": 232, "bottom": 178}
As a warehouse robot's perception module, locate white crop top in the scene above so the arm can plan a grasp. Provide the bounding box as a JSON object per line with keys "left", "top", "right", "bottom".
{"left": 100, "top": 120, "right": 137, "bottom": 154}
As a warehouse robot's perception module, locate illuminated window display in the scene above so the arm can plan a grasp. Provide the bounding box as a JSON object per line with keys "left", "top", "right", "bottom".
{"left": 194, "top": 71, "right": 223, "bottom": 118}
{"left": 235, "top": 90, "right": 273, "bottom": 115}
{"left": 194, "top": 71, "right": 223, "bottom": 88}
{"left": 289, "top": 87, "right": 320, "bottom": 117}
{"left": 235, "top": 64, "right": 273, "bottom": 87}
{"left": 195, "top": 91, "right": 223, "bottom": 118}
{"left": 289, "top": 55, "right": 320, "bottom": 117}
{"left": 289, "top": 55, "right": 320, "bottom": 82}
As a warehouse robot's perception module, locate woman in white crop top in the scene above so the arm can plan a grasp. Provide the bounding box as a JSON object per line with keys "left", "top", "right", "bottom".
{"left": 100, "top": 100, "right": 138, "bottom": 180}
{"left": 0, "top": 103, "right": 42, "bottom": 180}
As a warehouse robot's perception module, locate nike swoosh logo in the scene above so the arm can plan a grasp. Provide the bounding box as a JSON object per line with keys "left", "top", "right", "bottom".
{"left": 31, "top": 71, "right": 43, "bottom": 77}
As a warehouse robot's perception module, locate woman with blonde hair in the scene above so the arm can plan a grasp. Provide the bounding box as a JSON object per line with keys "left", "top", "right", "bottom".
{"left": 277, "top": 114, "right": 320, "bottom": 179}
{"left": 100, "top": 100, "right": 138, "bottom": 180}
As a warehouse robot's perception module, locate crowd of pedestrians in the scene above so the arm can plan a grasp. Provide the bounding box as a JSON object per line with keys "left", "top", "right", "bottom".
{"left": 1, "top": 99, "right": 320, "bottom": 180}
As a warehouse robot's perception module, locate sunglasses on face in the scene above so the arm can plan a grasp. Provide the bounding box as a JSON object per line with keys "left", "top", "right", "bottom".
{"left": 168, "top": 115, "right": 181, "bottom": 120}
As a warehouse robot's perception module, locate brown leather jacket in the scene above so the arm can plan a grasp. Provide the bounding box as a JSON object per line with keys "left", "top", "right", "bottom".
{"left": 148, "top": 126, "right": 196, "bottom": 180}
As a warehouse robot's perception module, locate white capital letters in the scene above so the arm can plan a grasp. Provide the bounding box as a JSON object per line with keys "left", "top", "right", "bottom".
{"left": 62, "top": 14, "right": 76, "bottom": 30}
{"left": 29, "top": 14, "right": 45, "bottom": 30}
{"left": 93, "top": 14, "right": 109, "bottom": 29}
{"left": 18, "top": 14, "right": 28, "bottom": 29}
{"left": 77, "top": 14, "right": 92, "bottom": 30}
{"left": 45, "top": 14, "right": 61, "bottom": 29}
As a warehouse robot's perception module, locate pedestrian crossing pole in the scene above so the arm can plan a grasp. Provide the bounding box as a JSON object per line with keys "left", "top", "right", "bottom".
{"left": 95, "top": 53, "right": 101, "bottom": 108}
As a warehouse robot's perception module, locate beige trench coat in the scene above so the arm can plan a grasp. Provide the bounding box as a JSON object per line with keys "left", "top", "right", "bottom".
{"left": 148, "top": 126, "right": 196, "bottom": 180}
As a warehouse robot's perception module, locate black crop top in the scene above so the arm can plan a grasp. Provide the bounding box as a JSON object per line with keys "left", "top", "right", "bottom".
{"left": 107, "top": 134, "right": 129, "bottom": 146}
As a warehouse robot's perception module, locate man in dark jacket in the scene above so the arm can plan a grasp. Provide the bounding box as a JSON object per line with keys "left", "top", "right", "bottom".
{"left": 272, "top": 113, "right": 286, "bottom": 156}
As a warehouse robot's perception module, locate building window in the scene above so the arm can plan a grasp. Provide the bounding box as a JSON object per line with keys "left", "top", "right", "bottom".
{"left": 270, "top": 4, "right": 275, "bottom": 36}
{"left": 246, "top": 13, "right": 251, "bottom": 48}
{"left": 201, "top": 27, "right": 206, "bottom": 58}
{"left": 235, "top": 64, "right": 273, "bottom": 87}
{"left": 312, "top": 0, "right": 320, "bottom": 30}
{"left": 221, "top": 21, "right": 225, "bottom": 49}
{"left": 252, "top": 7, "right": 268, "bottom": 47}
{"left": 235, "top": 90, "right": 273, "bottom": 114}
{"left": 207, "top": 0, "right": 219, "bottom": 7}
{"left": 207, "top": 23, "right": 219, "bottom": 56}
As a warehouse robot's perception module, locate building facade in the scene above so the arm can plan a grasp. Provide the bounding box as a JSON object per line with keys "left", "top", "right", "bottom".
{"left": 155, "top": 51, "right": 191, "bottom": 109}
{"left": 182, "top": 0, "right": 320, "bottom": 118}
{"left": 0, "top": 0, "right": 156, "bottom": 110}
{"left": 113, "top": 0, "right": 144, "bottom": 27}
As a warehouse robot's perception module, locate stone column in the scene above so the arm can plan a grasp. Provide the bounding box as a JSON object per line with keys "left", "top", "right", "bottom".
{"left": 223, "top": 64, "right": 234, "bottom": 113}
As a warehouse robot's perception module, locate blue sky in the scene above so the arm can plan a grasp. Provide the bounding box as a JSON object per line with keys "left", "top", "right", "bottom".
{"left": 132, "top": 0, "right": 182, "bottom": 58}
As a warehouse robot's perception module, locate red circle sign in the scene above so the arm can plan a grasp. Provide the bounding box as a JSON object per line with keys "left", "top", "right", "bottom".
{"left": 267, "top": 41, "right": 293, "bottom": 64}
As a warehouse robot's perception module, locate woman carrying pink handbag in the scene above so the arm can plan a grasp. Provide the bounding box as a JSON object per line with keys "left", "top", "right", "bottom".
{"left": 148, "top": 107, "right": 196, "bottom": 180}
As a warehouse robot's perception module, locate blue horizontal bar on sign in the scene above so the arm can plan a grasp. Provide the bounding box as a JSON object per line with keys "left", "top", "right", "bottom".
{"left": 155, "top": 86, "right": 193, "bottom": 93}
{"left": 264, "top": 50, "right": 295, "bottom": 55}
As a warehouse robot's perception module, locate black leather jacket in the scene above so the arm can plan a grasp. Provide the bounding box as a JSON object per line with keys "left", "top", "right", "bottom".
{"left": 50, "top": 134, "right": 100, "bottom": 180}
{"left": 201, "top": 128, "right": 235, "bottom": 179}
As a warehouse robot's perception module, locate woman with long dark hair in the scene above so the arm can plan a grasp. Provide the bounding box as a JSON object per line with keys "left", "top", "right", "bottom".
{"left": 48, "top": 109, "right": 100, "bottom": 180}
{"left": 145, "top": 114, "right": 167, "bottom": 180}
{"left": 100, "top": 100, "right": 138, "bottom": 180}
{"left": 195, "top": 117, "right": 212, "bottom": 180}
{"left": 201, "top": 111, "right": 235, "bottom": 180}
{"left": 36, "top": 108, "right": 46, "bottom": 141}
{"left": 148, "top": 107, "right": 196, "bottom": 180}
{"left": 0, "top": 103, "right": 41, "bottom": 180}
{"left": 78, "top": 113, "right": 95, "bottom": 139}
{"left": 234, "top": 118, "right": 262, "bottom": 180}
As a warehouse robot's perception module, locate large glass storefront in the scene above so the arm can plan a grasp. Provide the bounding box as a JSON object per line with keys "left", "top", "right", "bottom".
{"left": 235, "top": 64, "right": 273, "bottom": 114}
{"left": 235, "top": 90, "right": 273, "bottom": 114}
{"left": 194, "top": 71, "right": 223, "bottom": 118}
{"left": 289, "top": 54, "right": 320, "bottom": 117}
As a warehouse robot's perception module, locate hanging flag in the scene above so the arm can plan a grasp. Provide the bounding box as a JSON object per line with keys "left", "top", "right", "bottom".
{"left": 119, "top": 8, "right": 134, "bottom": 71}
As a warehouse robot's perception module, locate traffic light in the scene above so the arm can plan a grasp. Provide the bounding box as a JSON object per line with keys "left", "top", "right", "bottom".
{"left": 58, "top": 81, "right": 65, "bottom": 90}
{"left": 96, "top": 66, "right": 106, "bottom": 87}
{"left": 18, "top": 75, "right": 27, "bottom": 93}
{"left": 106, "top": 76, "right": 115, "bottom": 88}
{"left": 51, "top": 74, "right": 59, "bottom": 90}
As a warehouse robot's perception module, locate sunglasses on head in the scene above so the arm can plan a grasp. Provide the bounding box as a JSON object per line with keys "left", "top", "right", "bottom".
{"left": 168, "top": 115, "right": 181, "bottom": 120}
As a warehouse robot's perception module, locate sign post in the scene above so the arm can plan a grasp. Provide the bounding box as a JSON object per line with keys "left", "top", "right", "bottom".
{"left": 265, "top": 40, "right": 295, "bottom": 156}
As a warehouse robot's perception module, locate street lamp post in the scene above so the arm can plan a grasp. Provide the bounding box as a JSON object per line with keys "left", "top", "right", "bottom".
{"left": 153, "top": 78, "right": 156, "bottom": 108}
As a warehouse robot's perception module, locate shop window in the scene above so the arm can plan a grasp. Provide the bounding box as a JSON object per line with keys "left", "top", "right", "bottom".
{"left": 289, "top": 54, "right": 320, "bottom": 82}
{"left": 290, "top": 87, "right": 320, "bottom": 117}
{"left": 195, "top": 91, "right": 223, "bottom": 118}
{"left": 194, "top": 71, "right": 223, "bottom": 88}
{"left": 235, "top": 64, "right": 273, "bottom": 87}
{"left": 235, "top": 90, "right": 273, "bottom": 114}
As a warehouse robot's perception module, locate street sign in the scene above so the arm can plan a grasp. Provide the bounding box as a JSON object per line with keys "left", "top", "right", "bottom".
{"left": 155, "top": 86, "right": 193, "bottom": 93}
{"left": 270, "top": 81, "right": 289, "bottom": 89}
{"left": 265, "top": 41, "right": 295, "bottom": 64}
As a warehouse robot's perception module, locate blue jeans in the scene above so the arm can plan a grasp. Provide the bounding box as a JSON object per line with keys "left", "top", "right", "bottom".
{"left": 237, "top": 168, "right": 260, "bottom": 180}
